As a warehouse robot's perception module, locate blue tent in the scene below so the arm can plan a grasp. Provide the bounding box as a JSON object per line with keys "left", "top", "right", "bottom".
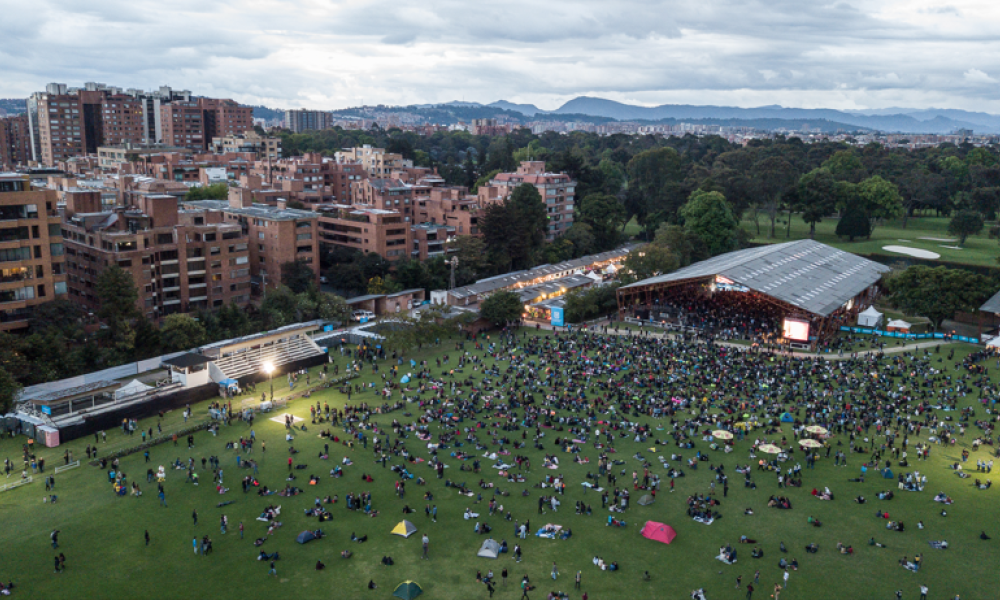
{"left": 882, "top": 469, "right": 894, "bottom": 479}
{"left": 780, "top": 413, "right": 794, "bottom": 423}
{"left": 401, "top": 375, "right": 411, "bottom": 384}
{"left": 219, "top": 379, "right": 239, "bottom": 389}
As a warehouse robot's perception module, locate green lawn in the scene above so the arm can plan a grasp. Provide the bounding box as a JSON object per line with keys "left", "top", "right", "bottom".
{"left": 744, "top": 215, "right": 1000, "bottom": 268}
{"left": 1, "top": 332, "right": 998, "bottom": 600}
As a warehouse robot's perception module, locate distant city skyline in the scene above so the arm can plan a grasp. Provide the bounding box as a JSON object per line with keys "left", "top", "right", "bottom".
{"left": 2, "top": 0, "right": 999, "bottom": 113}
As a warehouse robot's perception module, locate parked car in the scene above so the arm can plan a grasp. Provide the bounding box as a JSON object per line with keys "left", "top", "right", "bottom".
{"left": 352, "top": 310, "right": 375, "bottom": 322}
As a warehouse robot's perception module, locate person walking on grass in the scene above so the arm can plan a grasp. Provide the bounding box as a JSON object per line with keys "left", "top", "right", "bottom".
{"left": 50, "top": 530, "right": 59, "bottom": 549}
{"left": 192, "top": 509, "right": 198, "bottom": 526}
{"left": 551, "top": 562, "right": 558, "bottom": 580}
{"left": 575, "top": 571, "right": 581, "bottom": 589}
{"left": 745, "top": 583, "right": 754, "bottom": 599}
{"left": 269, "top": 560, "right": 277, "bottom": 577}
{"left": 193, "top": 537, "right": 199, "bottom": 555}
{"left": 144, "top": 530, "right": 150, "bottom": 546}
{"left": 422, "top": 534, "right": 429, "bottom": 559}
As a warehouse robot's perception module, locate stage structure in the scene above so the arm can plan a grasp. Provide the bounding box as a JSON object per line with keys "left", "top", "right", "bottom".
{"left": 617, "top": 240, "right": 890, "bottom": 348}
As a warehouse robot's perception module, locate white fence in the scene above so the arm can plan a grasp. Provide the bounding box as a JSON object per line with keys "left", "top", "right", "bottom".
{"left": 0, "top": 476, "right": 32, "bottom": 494}
{"left": 54, "top": 461, "right": 80, "bottom": 475}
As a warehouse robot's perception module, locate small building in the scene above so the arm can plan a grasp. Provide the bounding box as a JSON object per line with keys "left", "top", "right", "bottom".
{"left": 161, "top": 353, "right": 212, "bottom": 388}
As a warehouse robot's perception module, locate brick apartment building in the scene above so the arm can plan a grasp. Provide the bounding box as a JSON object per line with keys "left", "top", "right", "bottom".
{"left": 26, "top": 82, "right": 250, "bottom": 164}
{"left": 181, "top": 194, "right": 320, "bottom": 293}
{"left": 0, "top": 173, "right": 67, "bottom": 332}
{"left": 415, "top": 187, "right": 481, "bottom": 237}
{"left": 478, "top": 161, "right": 575, "bottom": 241}
{"left": 316, "top": 204, "right": 412, "bottom": 261}
{"left": 61, "top": 187, "right": 253, "bottom": 319}
{"left": 0, "top": 115, "right": 32, "bottom": 169}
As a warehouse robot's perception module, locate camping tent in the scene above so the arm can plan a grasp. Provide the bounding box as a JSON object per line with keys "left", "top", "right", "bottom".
{"left": 641, "top": 521, "right": 676, "bottom": 545}
{"left": 114, "top": 379, "right": 152, "bottom": 400}
{"left": 857, "top": 306, "right": 883, "bottom": 328}
{"left": 392, "top": 520, "right": 417, "bottom": 538}
{"left": 393, "top": 581, "right": 423, "bottom": 600}
{"left": 637, "top": 494, "right": 655, "bottom": 506}
{"left": 780, "top": 412, "right": 794, "bottom": 423}
{"left": 296, "top": 530, "right": 317, "bottom": 544}
{"left": 477, "top": 538, "right": 500, "bottom": 558}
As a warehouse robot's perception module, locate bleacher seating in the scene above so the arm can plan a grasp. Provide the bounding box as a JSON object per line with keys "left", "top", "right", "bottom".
{"left": 212, "top": 335, "right": 324, "bottom": 380}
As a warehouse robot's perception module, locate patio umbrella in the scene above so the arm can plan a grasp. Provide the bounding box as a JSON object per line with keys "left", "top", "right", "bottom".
{"left": 805, "top": 425, "right": 828, "bottom": 435}
{"left": 712, "top": 430, "right": 733, "bottom": 440}
{"left": 758, "top": 444, "right": 782, "bottom": 454}
{"left": 798, "top": 439, "right": 822, "bottom": 448}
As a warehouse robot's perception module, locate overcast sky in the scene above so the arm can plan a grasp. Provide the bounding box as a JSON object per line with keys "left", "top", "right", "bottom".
{"left": 2, "top": 0, "right": 999, "bottom": 112}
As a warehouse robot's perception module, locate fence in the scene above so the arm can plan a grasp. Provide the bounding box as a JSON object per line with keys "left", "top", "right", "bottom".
{"left": 54, "top": 460, "right": 80, "bottom": 475}
{"left": 838, "top": 326, "right": 981, "bottom": 344}
{"left": 0, "top": 476, "right": 32, "bottom": 494}
{"left": 624, "top": 316, "right": 701, "bottom": 334}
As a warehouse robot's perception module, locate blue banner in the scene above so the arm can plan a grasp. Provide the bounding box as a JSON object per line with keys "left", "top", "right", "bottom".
{"left": 551, "top": 307, "right": 565, "bottom": 327}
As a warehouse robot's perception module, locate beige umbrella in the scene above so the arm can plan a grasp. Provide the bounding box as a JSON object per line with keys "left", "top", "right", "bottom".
{"left": 798, "top": 439, "right": 823, "bottom": 448}
{"left": 805, "top": 425, "right": 828, "bottom": 435}
{"left": 713, "top": 430, "right": 734, "bottom": 440}
{"left": 758, "top": 444, "right": 782, "bottom": 454}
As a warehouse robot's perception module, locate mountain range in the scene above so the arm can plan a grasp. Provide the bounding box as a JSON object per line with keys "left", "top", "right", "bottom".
{"left": 479, "top": 97, "right": 998, "bottom": 134}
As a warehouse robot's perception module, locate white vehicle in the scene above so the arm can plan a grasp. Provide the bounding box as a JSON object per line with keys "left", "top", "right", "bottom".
{"left": 352, "top": 310, "right": 375, "bottom": 322}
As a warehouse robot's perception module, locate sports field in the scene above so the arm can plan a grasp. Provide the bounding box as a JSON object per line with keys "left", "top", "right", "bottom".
{"left": 1, "top": 329, "right": 998, "bottom": 600}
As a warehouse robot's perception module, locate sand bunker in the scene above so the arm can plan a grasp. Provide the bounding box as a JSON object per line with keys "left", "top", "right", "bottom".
{"left": 939, "top": 245, "right": 963, "bottom": 250}
{"left": 883, "top": 245, "right": 940, "bottom": 259}
{"left": 919, "top": 237, "right": 957, "bottom": 242}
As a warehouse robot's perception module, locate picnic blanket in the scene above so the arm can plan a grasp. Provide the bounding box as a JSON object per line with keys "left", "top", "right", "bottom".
{"left": 581, "top": 482, "right": 604, "bottom": 492}
{"left": 716, "top": 553, "right": 736, "bottom": 564}
{"left": 693, "top": 516, "right": 714, "bottom": 525}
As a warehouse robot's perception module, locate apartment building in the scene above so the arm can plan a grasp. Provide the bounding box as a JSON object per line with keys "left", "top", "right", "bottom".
{"left": 0, "top": 115, "right": 31, "bottom": 169}
{"left": 410, "top": 223, "right": 455, "bottom": 260}
{"left": 210, "top": 130, "right": 281, "bottom": 160}
{"left": 25, "top": 82, "right": 247, "bottom": 164}
{"left": 336, "top": 146, "right": 412, "bottom": 178}
{"left": 96, "top": 144, "right": 193, "bottom": 171}
{"left": 316, "top": 204, "right": 412, "bottom": 262}
{"left": 478, "top": 161, "right": 575, "bottom": 241}
{"left": 351, "top": 178, "right": 430, "bottom": 218}
{"left": 61, "top": 190, "right": 252, "bottom": 318}
{"left": 284, "top": 109, "right": 332, "bottom": 133}
{"left": 0, "top": 173, "right": 67, "bottom": 331}
{"left": 415, "top": 187, "right": 481, "bottom": 237}
{"left": 181, "top": 195, "right": 320, "bottom": 293}
{"left": 160, "top": 101, "right": 206, "bottom": 151}
{"left": 199, "top": 98, "right": 253, "bottom": 141}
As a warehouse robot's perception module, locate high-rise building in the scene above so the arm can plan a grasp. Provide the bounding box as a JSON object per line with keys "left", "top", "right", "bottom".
{"left": 159, "top": 101, "right": 206, "bottom": 151}
{"left": 0, "top": 173, "right": 67, "bottom": 332}
{"left": 0, "top": 114, "right": 31, "bottom": 169}
{"left": 25, "top": 82, "right": 248, "bottom": 164}
{"left": 478, "top": 161, "right": 576, "bottom": 241}
{"left": 284, "top": 109, "right": 333, "bottom": 133}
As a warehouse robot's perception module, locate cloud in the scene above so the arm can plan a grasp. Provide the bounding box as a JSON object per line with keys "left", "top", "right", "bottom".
{"left": 1, "top": 0, "right": 1000, "bottom": 113}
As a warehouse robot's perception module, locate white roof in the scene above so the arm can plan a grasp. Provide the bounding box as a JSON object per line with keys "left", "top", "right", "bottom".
{"left": 887, "top": 319, "right": 911, "bottom": 328}
{"left": 859, "top": 306, "right": 882, "bottom": 317}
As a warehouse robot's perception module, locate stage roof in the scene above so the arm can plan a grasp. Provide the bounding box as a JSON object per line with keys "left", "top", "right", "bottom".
{"left": 620, "top": 240, "right": 890, "bottom": 317}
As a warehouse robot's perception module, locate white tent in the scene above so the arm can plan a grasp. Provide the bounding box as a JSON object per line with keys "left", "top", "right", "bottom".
{"left": 477, "top": 539, "right": 500, "bottom": 559}
{"left": 987, "top": 336, "right": 1000, "bottom": 348}
{"left": 115, "top": 379, "right": 152, "bottom": 400}
{"left": 857, "top": 306, "right": 883, "bottom": 328}
{"left": 886, "top": 319, "right": 912, "bottom": 332}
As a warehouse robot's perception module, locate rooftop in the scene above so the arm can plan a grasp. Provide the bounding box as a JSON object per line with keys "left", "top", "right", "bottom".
{"left": 620, "top": 239, "right": 891, "bottom": 317}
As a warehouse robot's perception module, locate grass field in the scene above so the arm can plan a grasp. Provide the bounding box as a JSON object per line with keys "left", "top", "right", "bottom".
{"left": 1, "top": 331, "right": 998, "bottom": 600}
{"left": 743, "top": 215, "right": 999, "bottom": 268}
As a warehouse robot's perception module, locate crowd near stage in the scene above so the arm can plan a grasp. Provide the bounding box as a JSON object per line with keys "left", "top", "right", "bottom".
{"left": 617, "top": 240, "right": 890, "bottom": 349}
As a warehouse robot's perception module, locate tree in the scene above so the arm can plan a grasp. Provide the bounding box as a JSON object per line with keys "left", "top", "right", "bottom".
{"left": 751, "top": 156, "right": 798, "bottom": 238}
{"left": 479, "top": 184, "right": 547, "bottom": 272}
{"left": 625, "top": 147, "right": 689, "bottom": 236}
{"left": 822, "top": 150, "right": 866, "bottom": 183}
{"left": 560, "top": 223, "right": 596, "bottom": 257}
{"left": 948, "top": 209, "right": 984, "bottom": 246}
{"left": 884, "top": 265, "right": 992, "bottom": 329}
{"left": 366, "top": 275, "right": 401, "bottom": 296}
{"left": 564, "top": 284, "right": 620, "bottom": 323}
{"left": 652, "top": 224, "right": 708, "bottom": 268}
{"left": 96, "top": 265, "right": 139, "bottom": 353}
{"left": 281, "top": 259, "right": 316, "bottom": 294}
{"left": 185, "top": 182, "right": 230, "bottom": 201}
{"left": 796, "top": 168, "right": 841, "bottom": 238}
{"left": 835, "top": 199, "right": 871, "bottom": 241}
{"left": 578, "top": 193, "right": 626, "bottom": 250}
{"left": 30, "top": 298, "right": 85, "bottom": 334}
{"left": 619, "top": 245, "right": 680, "bottom": 285}
{"left": 159, "top": 314, "right": 208, "bottom": 352}
{"left": 855, "top": 175, "right": 904, "bottom": 234}
{"left": 679, "top": 190, "right": 739, "bottom": 256}
{"left": 0, "top": 367, "right": 21, "bottom": 414}
{"left": 479, "top": 290, "right": 523, "bottom": 327}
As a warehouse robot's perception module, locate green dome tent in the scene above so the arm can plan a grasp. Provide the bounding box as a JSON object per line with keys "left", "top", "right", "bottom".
{"left": 393, "top": 581, "right": 423, "bottom": 600}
